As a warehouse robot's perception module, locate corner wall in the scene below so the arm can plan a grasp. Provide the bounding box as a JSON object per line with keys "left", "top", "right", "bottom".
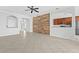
{"left": 0, "top": 12, "right": 19, "bottom": 36}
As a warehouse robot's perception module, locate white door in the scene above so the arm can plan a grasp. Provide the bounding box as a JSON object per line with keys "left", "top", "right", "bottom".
{"left": 20, "top": 18, "right": 30, "bottom": 32}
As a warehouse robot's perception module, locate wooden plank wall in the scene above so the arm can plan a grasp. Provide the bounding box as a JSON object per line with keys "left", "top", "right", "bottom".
{"left": 54, "top": 17, "right": 72, "bottom": 25}
{"left": 33, "top": 13, "right": 50, "bottom": 34}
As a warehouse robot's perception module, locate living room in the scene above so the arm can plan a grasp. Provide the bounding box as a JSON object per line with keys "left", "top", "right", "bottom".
{"left": 0, "top": 6, "right": 78, "bottom": 52}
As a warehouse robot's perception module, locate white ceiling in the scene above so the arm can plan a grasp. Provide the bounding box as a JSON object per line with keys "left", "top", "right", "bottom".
{"left": 0, "top": 6, "right": 74, "bottom": 17}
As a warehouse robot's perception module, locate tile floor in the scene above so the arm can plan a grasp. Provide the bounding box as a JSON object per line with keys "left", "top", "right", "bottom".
{"left": 0, "top": 32, "right": 79, "bottom": 53}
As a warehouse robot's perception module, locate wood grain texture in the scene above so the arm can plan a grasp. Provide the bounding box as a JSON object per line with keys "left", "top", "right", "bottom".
{"left": 33, "top": 14, "right": 50, "bottom": 34}
{"left": 54, "top": 17, "right": 72, "bottom": 25}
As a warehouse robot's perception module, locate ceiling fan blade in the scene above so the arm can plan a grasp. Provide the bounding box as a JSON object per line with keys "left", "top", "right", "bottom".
{"left": 35, "top": 8, "right": 39, "bottom": 9}
{"left": 31, "top": 10, "right": 33, "bottom": 13}
{"left": 34, "top": 9, "right": 39, "bottom": 13}
{"left": 26, "top": 6, "right": 39, "bottom": 13}
{"left": 35, "top": 11, "right": 39, "bottom": 13}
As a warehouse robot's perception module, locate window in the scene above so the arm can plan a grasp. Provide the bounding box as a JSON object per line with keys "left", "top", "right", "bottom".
{"left": 7, "top": 15, "right": 18, "bottom": 28}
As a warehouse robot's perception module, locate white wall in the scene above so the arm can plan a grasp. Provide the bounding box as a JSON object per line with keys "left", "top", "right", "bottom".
{"left": 0, "top": 12, "right": 18, "bottom": 36}
{"left": 0, "top": 10, "right": 32, "bottom": 36}
{"left": 50, "top": 10, "right": 76, "bottom": 40}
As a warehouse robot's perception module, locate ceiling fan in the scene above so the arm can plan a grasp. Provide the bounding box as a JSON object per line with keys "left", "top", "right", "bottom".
{"left": 25, "top": 6, "right": 39, "bottom": 13}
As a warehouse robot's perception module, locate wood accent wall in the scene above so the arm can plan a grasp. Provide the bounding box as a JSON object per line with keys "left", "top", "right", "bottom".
{"left": 33, "top": 14, "right": 50, "bottom": 34}
{"left": 75, "top": 16, "right": 79, "bottom": 35}
{"left": 63, "top": 17, "right": 72, "bottom": 25}
{"left": 54, "top": 18, "right": 63, "bottom": 25}
{"left": 54, "top": 17, "right": 72, "bottom": 25}
{"left": 76, "top": 16, "right": 79, "bottom": 21}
